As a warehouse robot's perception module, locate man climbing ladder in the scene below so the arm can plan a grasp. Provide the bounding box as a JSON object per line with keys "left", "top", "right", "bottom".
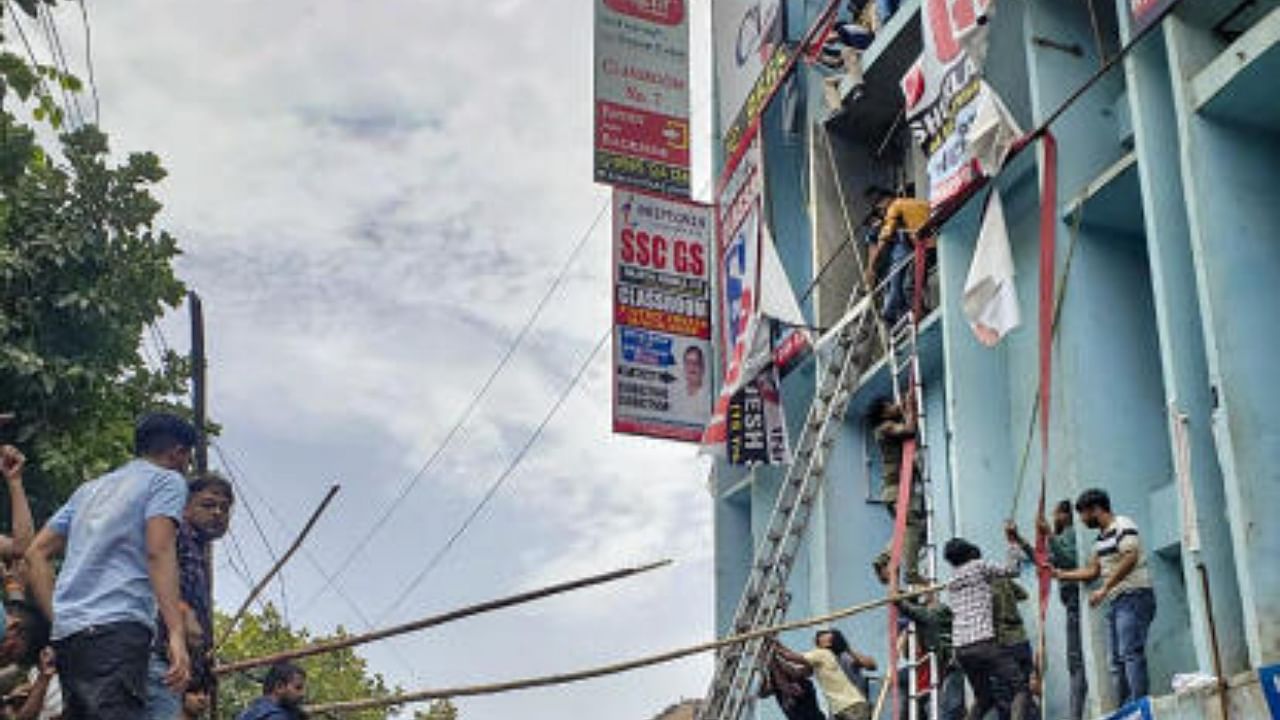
{"left": 871, "top": 396, "right": 927, "bottom": 587}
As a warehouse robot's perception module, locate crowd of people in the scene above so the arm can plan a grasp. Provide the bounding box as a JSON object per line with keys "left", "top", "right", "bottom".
{"left": 0, "top": 412, "right": 311, "bottom": 719}
{"left": 753, "top": 381, "right": 1159, "bottom": 720}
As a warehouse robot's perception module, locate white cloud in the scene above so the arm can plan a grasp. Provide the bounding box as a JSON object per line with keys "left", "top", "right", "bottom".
{"left": 49, "top": 0, "right": 717, "bottom": 716}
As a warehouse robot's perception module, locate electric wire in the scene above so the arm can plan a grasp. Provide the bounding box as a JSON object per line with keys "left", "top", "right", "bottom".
{"left": 375, "top": 327, "right": 612, "bottom": 624}
{"left": 74, "top": 0, "right": 99, "bottom": 123}
{"left": 297, "top": 198, "right": 610, "bottom": 614}
{"left": 211, "top": 440, "right": 421, "bottom": 676}
{"left": 2, "top": 0, "right": 69, "bottom": 125}
{"left": 35, "top": 2, "right": 84, "bottom": 128}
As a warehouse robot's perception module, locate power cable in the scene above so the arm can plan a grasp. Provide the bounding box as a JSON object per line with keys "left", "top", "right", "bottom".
{"left": 376, "top": 326, "right": 611, "bottom": 624}
{"left": 297, "top": 197, "right": 610, "bottom": 614}
{"left": 73, "top": 0, "right": 99, "bottom": 123}
{"left": 211, "top": 443, "right": 290, "bottom": 616}
{"left": 211, "top": 440, "right": 421, "bottom": 676}
{"left": 2, "top": 0, "right": 69, "bottom": 125}
{"left": 35, "top": 2, "right": 85, "bottom": 128}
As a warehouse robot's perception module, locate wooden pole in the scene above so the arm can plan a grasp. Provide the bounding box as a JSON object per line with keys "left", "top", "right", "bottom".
{"left": 189, "top": 291, "right": 208, "bottom": 475}
{"left": 215, "top": 484, "right": 341, "bottom": 651}
{"left": 303, "top": 585, "right": 943, "bottom": 714}
{"left": 1197, "top": 562, "right": 1231, "bottom": 720}
{"left": 216, "top": 559, "right": 674, "bottom": 675}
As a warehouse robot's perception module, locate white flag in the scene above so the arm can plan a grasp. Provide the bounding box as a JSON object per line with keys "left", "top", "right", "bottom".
{"left": 963, "top": 190, "right": 1020, "bottom": 346}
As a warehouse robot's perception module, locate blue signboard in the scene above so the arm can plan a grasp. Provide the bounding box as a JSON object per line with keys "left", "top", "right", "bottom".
{"left": 1102, "top": 697, "right": 1154, "bottom": 720}
{"left": 1261, "top": 663, "right": 1280, "bottom": 718}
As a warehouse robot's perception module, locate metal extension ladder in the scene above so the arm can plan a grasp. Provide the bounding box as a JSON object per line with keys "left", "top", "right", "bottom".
{"left": 886, "top": 303, "right": 941, "bottom": 720}
{"left": 701, "top": 288, "right": 881, "bottom": 720}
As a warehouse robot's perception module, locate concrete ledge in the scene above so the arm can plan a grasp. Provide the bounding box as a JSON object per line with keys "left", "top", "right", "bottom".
{"left": 1191, "top": 5, "right": 1280, "bottom": 130}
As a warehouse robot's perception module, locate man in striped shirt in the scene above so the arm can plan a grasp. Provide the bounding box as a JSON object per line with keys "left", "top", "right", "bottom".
{"left": 1054, "top": 488, "right": 1157, "bottom": 708}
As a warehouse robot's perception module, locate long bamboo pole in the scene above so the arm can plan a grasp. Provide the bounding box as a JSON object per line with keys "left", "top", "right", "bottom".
{"left": 215, "top": 484, "right": 341, "bottom": 651}
{"left": 216, "top": 559, "right": 674, "bottom": 675}
{"left": 304, "top": 585, "right": 943, "bottom": 714}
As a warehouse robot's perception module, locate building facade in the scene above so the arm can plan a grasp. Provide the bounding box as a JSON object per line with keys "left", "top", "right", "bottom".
{"left": 706, "top": 0, "right": 1280, "bottom": 718}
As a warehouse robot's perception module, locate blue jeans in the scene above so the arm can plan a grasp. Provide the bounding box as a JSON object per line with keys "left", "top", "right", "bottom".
{"left": 882, "top": 241, "right": 911, "bottom": 324}
{"left": 1065, "top": 597, "right": 1088, "bottom": 720}
{"left": 145, "top": 654, "right": 181, "bottom": 720}
{"left": 1106, "top": 588, "right": 1157, "bottom": 707}
{"left": 941, "top": 666, "right": 967, "bottom": 720}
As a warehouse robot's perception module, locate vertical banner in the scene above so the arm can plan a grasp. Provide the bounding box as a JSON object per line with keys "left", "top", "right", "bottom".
{"left": 901, "top": 0, "right": 1016, "bottom": 207}
{"left": 612, "top": 189, "right": 713, "bottom": 442}
{"left": 716, "top": 132, "right": 765, "bottom": 385}
{"left": 702, "top": 129, "right": 791, "bottom": 464}
{"left": 594, "top": 0, "right": 692, "bottom": 197}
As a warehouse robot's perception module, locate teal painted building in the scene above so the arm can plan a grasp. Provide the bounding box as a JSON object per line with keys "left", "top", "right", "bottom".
{"left": 707, "top": 0, "right": 1280, "bottom": 717}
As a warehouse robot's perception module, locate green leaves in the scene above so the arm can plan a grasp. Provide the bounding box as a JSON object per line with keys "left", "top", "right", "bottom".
{"left": 215, "top": 606, "right": 412, "bottom": 720}
{"left": 0, "top": 55, "right": 189, "bottom": 513}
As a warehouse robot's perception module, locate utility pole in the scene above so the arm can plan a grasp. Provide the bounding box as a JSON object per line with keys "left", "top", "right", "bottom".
{"left": 189, "top": 290, "right": 216, "bottom": 716}
{"left": 190, "top": 290, "right": 208, "bottom": 474}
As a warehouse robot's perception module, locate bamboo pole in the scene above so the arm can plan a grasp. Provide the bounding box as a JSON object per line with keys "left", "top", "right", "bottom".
{"left": 304, "top": 585, "right": 943, "bottom": 714}
{"left": 215, "top": 484, "right": 340, "bottom": 651}
{"left": 216, "top": 559, "right": 674, "bottom": 675}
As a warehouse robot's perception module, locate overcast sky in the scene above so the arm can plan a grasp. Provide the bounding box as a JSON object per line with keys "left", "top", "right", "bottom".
{"left": 30, "top": 1, "right": 718, "bottom": 717}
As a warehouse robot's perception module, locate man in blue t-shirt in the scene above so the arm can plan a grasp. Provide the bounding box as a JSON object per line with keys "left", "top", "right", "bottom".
{"left": 26, "top": 413, "right": 195, "bottom": 720}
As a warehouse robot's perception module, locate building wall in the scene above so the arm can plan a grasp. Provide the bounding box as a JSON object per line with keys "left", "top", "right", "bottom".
{"left": 709, "top": 0, "right": 1279, "bottom": 718}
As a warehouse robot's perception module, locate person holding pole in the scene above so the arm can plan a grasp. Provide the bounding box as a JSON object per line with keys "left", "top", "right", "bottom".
{"left": 25, "top": 413, "right": 194, "bottom": 720}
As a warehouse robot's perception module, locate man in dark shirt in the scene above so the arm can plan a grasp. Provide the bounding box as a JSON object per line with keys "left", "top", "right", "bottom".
{"left": 146, "top": 473, "right": 234, "bottom": 719}
{"left": 238, "top": 663, "right": 306, "bottom": 720}
{"left": 1010, "top": 500, "right": 1087, "bottom": 720}
{"left": 870, "top": 398, "right": 926, "bottom": 586}
{"left": 896, "top": 594, "right": 964, "bottom": 720}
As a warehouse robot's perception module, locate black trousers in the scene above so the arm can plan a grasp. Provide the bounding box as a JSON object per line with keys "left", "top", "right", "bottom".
{"left": 54, "top": 621, "right": 152, "bottom": 720}
{"left": 956, "top": 640, "right": 1031, "bottom": 720}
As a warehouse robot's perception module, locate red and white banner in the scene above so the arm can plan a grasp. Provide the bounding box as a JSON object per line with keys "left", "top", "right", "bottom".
{"left": 594, "top": 0, "right": 691, "bottom": 197}
{"left": 612, "top": 189, "right": 713, "bottom": 442}
{"left": 901, "top": 0, "right": 1019, "bottom": 208}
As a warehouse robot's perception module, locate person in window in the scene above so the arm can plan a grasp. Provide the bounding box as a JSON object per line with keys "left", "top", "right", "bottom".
{"left": 870, "top": 397, "right": 926, "bottom": 586}
{"left": 1054, "top": 488, "right": 1156, "bottom": 708}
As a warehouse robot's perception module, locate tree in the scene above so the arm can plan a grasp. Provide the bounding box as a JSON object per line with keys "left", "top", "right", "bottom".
{"left": 0, "top": 4, "right": 191, "bottom": 518}
{"left": 214, "top": 604, "right": 406, "bottom": 720}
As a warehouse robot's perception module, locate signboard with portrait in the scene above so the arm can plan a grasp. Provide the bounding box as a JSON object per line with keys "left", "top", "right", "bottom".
{"left": 612, "top": 189, "right": 713, "bottom": 441}
{"left": 594, "top": 0, "right": 692, "bottom": 197}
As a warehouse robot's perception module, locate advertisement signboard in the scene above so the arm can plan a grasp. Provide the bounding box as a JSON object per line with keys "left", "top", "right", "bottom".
{"left": 901, "top": 0, "right": 1002, "bottom": 207}
{"left": 712, "top": 0, "right": 784, "bottom": 141}
{"left": 594, "top": 0, "right": 692, "bottom": 197}
{"left": 612, "top": 189, "right": 713, "bottom": 441}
